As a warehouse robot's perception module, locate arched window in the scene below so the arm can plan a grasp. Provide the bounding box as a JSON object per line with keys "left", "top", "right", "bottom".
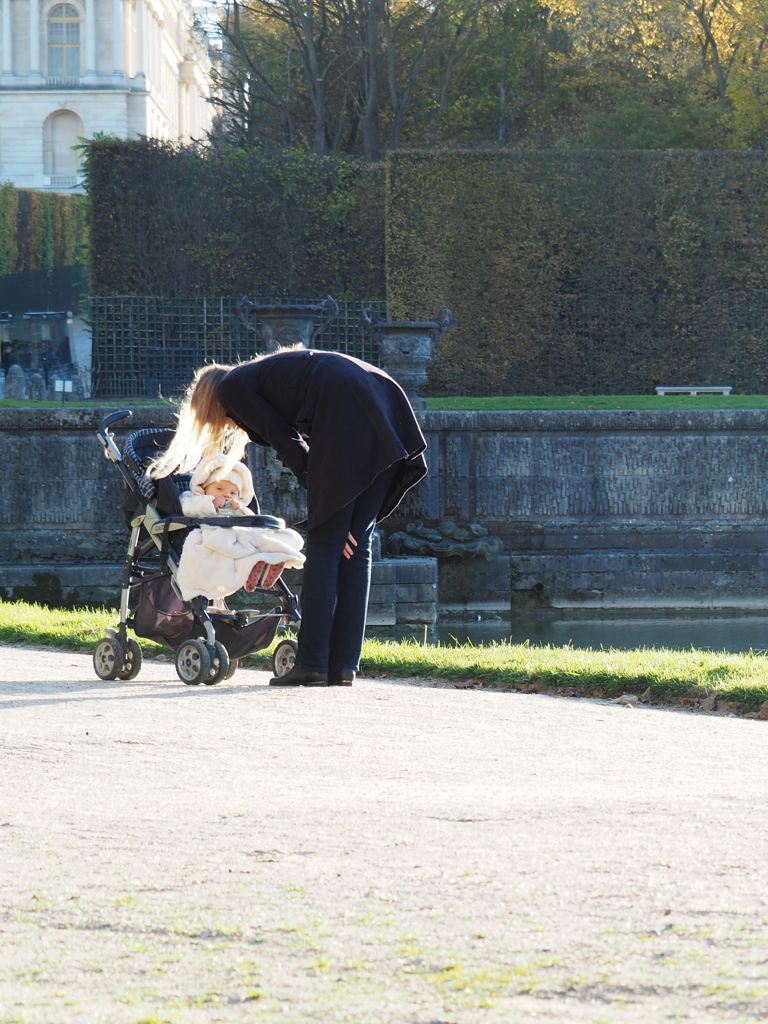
{"left": 43, "top": 109, "right": 84, "bottom": 179}
{"left": 48, "top": 4, "right": 80, "bottom": 77}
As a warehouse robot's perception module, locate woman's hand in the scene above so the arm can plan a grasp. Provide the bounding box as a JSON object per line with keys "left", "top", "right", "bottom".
{"left": 343, "top": 533, "right": 358, "bottom": 559}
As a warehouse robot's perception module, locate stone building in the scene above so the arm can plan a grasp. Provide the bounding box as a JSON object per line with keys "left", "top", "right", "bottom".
{"left": 0, "top": 0, "right": 215, "bottom": 190}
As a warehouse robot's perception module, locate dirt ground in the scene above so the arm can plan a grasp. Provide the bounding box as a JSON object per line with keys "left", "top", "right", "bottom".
{"left": 1, "top": 643, "right": 767, "bottom": 1024}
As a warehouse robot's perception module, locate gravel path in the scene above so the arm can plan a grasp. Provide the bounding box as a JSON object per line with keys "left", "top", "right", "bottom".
{"left": 1, "top": 643, "right": 767, "bottom": 1024}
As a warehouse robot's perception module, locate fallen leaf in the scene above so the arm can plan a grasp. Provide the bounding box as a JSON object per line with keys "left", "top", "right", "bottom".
{"left": 759, "top": 701, "right": 768, "bottom": 720}
{"left": 639, "top": 687, "right": 651, "bottom": 703}
{"left": 700, "top": 694, "right": 716, "bottom": 712}
{"left": 716, "top": 699, "right": 740, "bottom": 713}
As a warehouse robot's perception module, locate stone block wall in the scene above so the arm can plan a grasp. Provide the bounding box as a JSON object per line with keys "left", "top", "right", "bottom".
{"left": 0, "top": 407, "right": 437, "bottom": 622}
{"left": 0, "top": 407, "right": 169, "bottom": 569}
{"left": 3, "top": 406, "right": 768, "bottom": 614}
{"left": 389, "top": 409, "right": 768, "bottom": 612}
{"left": 366, "top": 557, "right": 438, "bottom": 625}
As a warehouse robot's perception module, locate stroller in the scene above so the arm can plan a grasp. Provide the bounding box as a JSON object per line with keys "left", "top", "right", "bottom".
{"left": 93, "top": 409, "right": 301, "bottom": 685}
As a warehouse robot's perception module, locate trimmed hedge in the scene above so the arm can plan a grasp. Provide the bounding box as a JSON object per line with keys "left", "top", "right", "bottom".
{"left": 0, "top": 186, "right": 86, "bottom": 276}
{"left": 0, "top": 184, "right": 18, "bottom": 276}
{"left": 386, "top": 150, "right": 768, "bottom": 395}
{"left": 88, "top": 140, "right": 385, "bottom": 299}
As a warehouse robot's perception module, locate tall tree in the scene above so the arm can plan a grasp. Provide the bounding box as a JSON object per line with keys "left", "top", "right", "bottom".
{"left": 221, "top": 0, "right": 349, "bottom": 156}
{"left": 212, "top": 0, "right": 768, "bottom": 155}
{"left": 215, "top": 0, "right": 511, "bottom": 155}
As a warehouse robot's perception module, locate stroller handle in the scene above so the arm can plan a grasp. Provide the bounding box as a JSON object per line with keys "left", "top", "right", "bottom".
{"left": 97, "top": 409, "right": 132, "bottom": 456}
{"left": 95, "top": 409, "right": 147, "bottom": 503}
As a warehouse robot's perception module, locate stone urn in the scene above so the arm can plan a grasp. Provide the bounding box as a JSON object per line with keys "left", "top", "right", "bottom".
{"left": 360, "top": 307, "right": 456, "bottom": 409}
{"left": 237, "top": 295, "right": 339, "bottom": 352}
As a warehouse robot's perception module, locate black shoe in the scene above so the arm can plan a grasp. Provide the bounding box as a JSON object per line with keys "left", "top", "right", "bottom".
{"left": 269, "top": 665, "right": 327, "bottom": 686}
{"left": 328, "top": 670, "right": 355, "bottom": 686}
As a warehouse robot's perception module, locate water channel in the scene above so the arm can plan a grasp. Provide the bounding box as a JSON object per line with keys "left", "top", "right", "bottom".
{"left": 378, "top": 615, "right": 768, "bottom": 654}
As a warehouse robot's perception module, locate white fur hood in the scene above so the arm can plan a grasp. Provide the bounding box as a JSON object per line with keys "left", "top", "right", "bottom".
{"left": 188, "top": 454, "right": 255, "bottom": 508}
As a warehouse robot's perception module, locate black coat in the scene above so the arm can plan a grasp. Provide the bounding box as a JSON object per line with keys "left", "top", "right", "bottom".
{"left": 217, "top": 350, "right": 428, "bottom": 531}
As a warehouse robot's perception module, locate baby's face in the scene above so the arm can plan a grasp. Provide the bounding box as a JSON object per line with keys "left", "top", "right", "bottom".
{"left": 203, "top": 479, "right": 241, "bottom": 502}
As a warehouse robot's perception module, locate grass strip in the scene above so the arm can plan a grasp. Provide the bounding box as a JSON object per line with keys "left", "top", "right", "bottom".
{"left": 426, "top": 395, "right": 768, "bottom": 410}
{"left": 4, "top": 396, "right": 768, "bottom": 411}
{"left": 2, "top": 600, "right": 768, "bottom": 711}
{"left": 0, "top": 600, "right": 166, "bottom": 652}
{"left": 362, "top": 638, "right": 768, "bottom": 708}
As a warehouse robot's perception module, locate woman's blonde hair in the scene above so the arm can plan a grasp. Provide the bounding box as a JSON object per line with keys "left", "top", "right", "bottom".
{"left": 148, "top": 363, "right": 250, "bottom": 479}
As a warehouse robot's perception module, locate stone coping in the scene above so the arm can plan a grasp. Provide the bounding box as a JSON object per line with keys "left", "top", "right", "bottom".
{"left": 3, "top": 405, "right": 768, "bottom": 432}
{"left": 419, "top": 408, "right": 768, "bottom": 431}
{"left": 0, "top": 406, "right": 176, "bottom": 430}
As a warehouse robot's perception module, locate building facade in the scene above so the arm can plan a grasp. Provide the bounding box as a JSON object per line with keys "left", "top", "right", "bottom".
{"left": 0, "top": 0, "right": 215, "bottom": 190}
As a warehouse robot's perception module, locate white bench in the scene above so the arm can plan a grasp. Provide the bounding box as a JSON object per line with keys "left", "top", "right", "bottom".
{"left": 655, "top": 386, "right": 732, "bottom": 396}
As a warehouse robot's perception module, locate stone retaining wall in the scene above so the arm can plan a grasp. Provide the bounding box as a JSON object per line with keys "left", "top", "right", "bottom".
{"left": 413, "top": 409, "right": 768, "bottom": 612}
{"left": 0, "top": 407, "right": 436, "bottom": 622}
{"left": 3, "top": 406, "right": 768, "bottom": 614}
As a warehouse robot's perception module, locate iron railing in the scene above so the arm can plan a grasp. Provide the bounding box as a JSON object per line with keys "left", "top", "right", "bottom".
{"left": 90, "top": 295, "right": 386, "bottom": 399}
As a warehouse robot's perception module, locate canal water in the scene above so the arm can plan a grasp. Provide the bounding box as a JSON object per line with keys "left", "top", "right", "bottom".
{"left": 379, "top": 615, "right": 768, "bottom": 654}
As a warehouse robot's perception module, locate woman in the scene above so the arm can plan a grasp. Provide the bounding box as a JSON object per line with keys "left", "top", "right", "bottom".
{"left": 150, "top": 348, "right": 428, "bottom": 687}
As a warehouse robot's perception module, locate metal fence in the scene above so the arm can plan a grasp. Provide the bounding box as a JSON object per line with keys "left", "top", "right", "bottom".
{"left": 89, "top": 295, "right": 386, "bottom": 399}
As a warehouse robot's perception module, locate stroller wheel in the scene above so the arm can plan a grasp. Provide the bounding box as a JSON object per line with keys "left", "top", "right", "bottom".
{"left": 117, "top": 638, "right": 143, "bottom": 680}
{"left": 224, "top": 657, "right": 239, "bottom": 680}
{"left": 272, "top": 638, "right": 298, "bottom": 678}
{"left": 204, "top": 641, "right": 230, "bottom": 685}
{"left": 175, "top": 639, "right": 211, "bottom": 685}
{"left": 93, "top": 637, "right": 125, "bottom": 680}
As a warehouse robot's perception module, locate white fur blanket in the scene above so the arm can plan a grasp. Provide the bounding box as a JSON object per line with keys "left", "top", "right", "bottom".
{"left": 177, "top": 524, "right": 305, "bottom": 600}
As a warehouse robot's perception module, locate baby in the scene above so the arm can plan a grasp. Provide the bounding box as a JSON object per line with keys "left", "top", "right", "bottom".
{"left": 200, "top": 477, "right": 246, "bottom": 517}
{"left": 178, "top": 455, "right": 296, "bottom": 592}
{"left": 179, "top": 455, "right": 253, "bottom": 518}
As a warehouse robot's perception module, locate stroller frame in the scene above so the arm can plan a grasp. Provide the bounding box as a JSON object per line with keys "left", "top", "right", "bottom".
{"left": 94, "top": 409, "right": 301, "bottom": 685}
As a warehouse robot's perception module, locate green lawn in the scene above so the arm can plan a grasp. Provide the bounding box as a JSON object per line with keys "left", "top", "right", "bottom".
{"left": 2, "top": 599, "right": 768, "bottom": 711}
{"left": 425, "top": 394, "right": 768, "bottom": 410}
{"left": 4, "top": 395, "right": 768, "bottom": 411}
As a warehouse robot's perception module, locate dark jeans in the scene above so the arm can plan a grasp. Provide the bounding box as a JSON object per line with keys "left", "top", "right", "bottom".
{"left": 297, "top": 465, "right": 398, "bottom": 674}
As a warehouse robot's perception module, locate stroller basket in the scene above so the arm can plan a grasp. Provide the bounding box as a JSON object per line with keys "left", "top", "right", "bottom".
{"left": 133, "top": 575, "right": 280, "bottom": 659}
{"left": 93, "top": 409, "right": 301, "bottom": 686}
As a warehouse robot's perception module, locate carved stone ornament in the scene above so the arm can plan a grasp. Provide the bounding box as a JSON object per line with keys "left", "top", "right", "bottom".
{"left": 359, "top": 307, "right": 456, "bottom": 409}
{"left": 236, "top": 295, "right": 339, "bottom": 352}
{"left": 260, "top": 448, "right": 300, "bottom": 497}
{"left": 387, "top": 520, "right": 503, "bottom": 561}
